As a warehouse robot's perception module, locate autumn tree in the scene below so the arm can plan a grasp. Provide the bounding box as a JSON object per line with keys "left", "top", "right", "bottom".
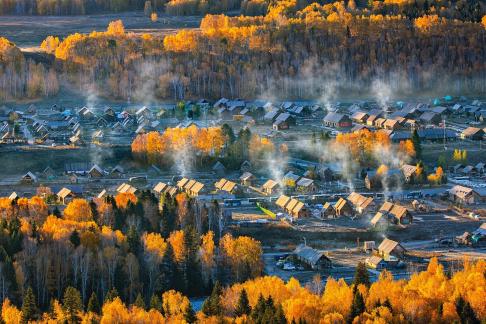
{"left": 64, "top": 199, "right": 93, "bottom": 222}
{"left": 63, "top": 286, "right": 83, "bottom": 323}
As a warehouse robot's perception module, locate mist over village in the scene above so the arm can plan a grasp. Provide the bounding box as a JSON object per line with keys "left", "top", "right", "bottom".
{"left": 0, "top": 1, "right": 485, "bottom": 323}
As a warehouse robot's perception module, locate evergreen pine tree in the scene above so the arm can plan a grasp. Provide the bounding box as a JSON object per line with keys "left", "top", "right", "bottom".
{"left": 235, "top": 288, "right": 251, "bottom": 316}
{"left": 412, "top": 129, "right": 422, "bottom": 159}
{"left": 353, "top": 262, "right": 370, "bottom": 287}
{"left": 87, "top": 292, "right": 100, "bottom": 314}
{"left": 202, "top": 281, "right": 222, "bottom": 316}
{"left": 21, "top": 286, "right": 37, "bottom": 323}
{"left": 455, "top": 296, "right": 480, "bottom": 324}
{"left": 349, "top": 286, "right": 365, "bottom": 323}
{"left": 274, "top": 303, "right": 287, "bottom": 324}
{"left": 69, "top": 230, "right": 80, "bottom": 247}
{"left": 150, "top": 294, "right": 162, "bottom": 312}
{"left": 184, "top": 302, "right": 197, "bottom": 323}
{"left": 134, "top": 293, "right": 145, "bottom": 309}
{"left": 250, "top": 294, "right": 266, "bottom": 323}
{"left": 104, "top": 288, "right": 119, "bottom": 303}
{"left": 127, "top": 226, "right": 140, "bottom": 254}
{"left": 63, "top": 286, "right": 83, "bottom": 323}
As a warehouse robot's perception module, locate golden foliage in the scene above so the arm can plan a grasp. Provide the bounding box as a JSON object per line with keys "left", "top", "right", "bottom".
{"left": 114, "top": 193, "right": 138, "bottom": 209}
{"left": 168, "top": 230, "right": 186, "bottom": 263}
{"left": 41, "top": 215, "right": 98, "bottom": 240}
{"left": 1, "top": 299, "right": 21, "bottom": 324}
{"left": 142, "top": 232, "right": 167, "bottom": 262}
{"left": 64, "top": 198, "right": 93, "bottom": 222}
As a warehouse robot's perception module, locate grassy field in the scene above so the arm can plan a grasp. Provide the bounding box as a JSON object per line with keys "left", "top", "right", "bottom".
{"left": 0, "top": 12, "right": 201, "bottom": 48}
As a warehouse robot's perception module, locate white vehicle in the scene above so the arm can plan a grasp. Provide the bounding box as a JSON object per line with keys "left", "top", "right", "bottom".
{"left": 283, "top": 263, "right": 296, "bottom": 271}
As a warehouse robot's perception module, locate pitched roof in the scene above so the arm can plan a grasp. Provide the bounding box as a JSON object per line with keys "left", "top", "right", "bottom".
{"left": 296, "top": 177, "right": 314, "bottom": 187}
{"left": 184, "top": 179, "right": 197, "bottom": 190}
{"left": 367, "top": 255, "right": 384, "bottom": 266}
{"left": 335, "top": 198, "right": 348, "bottom": 211}
{"left": 401, "top": 164, "right": 418, "bottom": 178}
{"left": 57, "top": 187, "right": 72, "bottom": 198}
{"left": 286, "top": 198, "right": 299, "bottom": 212}
{"left": 240, "top": 172, "right": 254, "bottom": 181}
{"left": 221, "top": 180, "right": 237, "bottom": 192}
{"left": 378, "top": 238, "right": 403, "bottom": 254}
{"left": 177, "top": 178, "right": 190, "bottom": 188}
{"left": 371, "top": 212, "right": 385, "bottom": 225}
{"left": 190, "top": 182, "right": 205, "bottom": 194}
{"left": 293, "top": 244, "right": 330, "bottom": 266}
{"left": 116, "top": 183, "right": 137, "bottom": 194}
{"left": 379, "top": 201, "right": 394, "bottom": 212}
{"left": 153, "top": 182, "right": 168, "bottom": 193}
{"left": 323, "top": 112, "right": 349, "bottom": 123}
{"left": 215, "top": 178, "right": 228, "bottom": 190}
{"left": 262, "top": 179, "right": 279, "bottom": 189}
{"left": 462, "top": 127, "right": 483, "bottom": 137}
{"left": 276, "top": 195, "right": 291, "bottom": 208}
{"left": 449, "top": 185, "right": 475, "bottom": 199}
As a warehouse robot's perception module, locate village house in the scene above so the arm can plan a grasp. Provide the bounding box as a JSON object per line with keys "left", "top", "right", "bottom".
{"left": 215, "top": 179, "right": 239, "bottom": 194}
{"left": 116, "top": 183, "right": 138, "bottom": 194}
{"left": 296, "top": 177, "right": 317, "bottom": 193}
{"left": 383, "top": 119, "right": 400, "bottom": 130}
{"left": 351, "top": 111, "right": 369, "bottom": 124}
{"left": 262, "top": 179, "right": 280, "bottom": 195}
{"left": 365, "top": 169, "right": 403, "bottom": 190}
{"left": 347, "top": 192, "right": 375, "bottom": 216}
{"left": 20, "top": 172, "right": 38, "bottom": 184}
{"left": 401, "top": 164, "right": 418, "bottom": 184}
{"left": 448, "top": 185, "right": 481, "bottom": 205}
{"left": 461, "top": 127, "right": 484, "bottom": 140}
{"left": 293, "top": 244, "right": 332, "bottom": 270}
{"left": 335, "top": 198, "right": 353, "bottom": 217}
{"left": 110, "top": 165, "right": 125, "bottom": 178}
{"left": 212, "top": 161, "right": 226, "bottom": 175}
{"left": 57, "top": 187, "right": 75, "bottom": 204}
{"left": 321, "top": 202, "right": 336, "bottom": 219}
{"left": 239, "top": 172, "right": 255, "bottom": 186}
{"left": 153, "top": 182, "right": 169, "bottom": 196}
{"left": 323, "top": 112, "right": 352, "bottom": 128}
{"left": 187, "top": 181, "right": 205, "bottom": 197}
{"left": 88, "top": 164, "right": 105, "bottom": 178}
{"left": 418, "top": 111, "right": 442, "bottom": 125}
{"left": 371, "top": 202, "right": 412, "bottom": 227}
{"left": 366, "top": 256, "right": 386, "bottom": 270}
{"left": 177, "top": 178, "right": 190, "bottom": 191}
{"left": 275, "top": 195, "right": 291, "bottom": 210}
{"left": 287, "top": 199, "right": 309, "bottom": 219}
{"left": 377, "top": 238, "right": 406, "bottom": 261}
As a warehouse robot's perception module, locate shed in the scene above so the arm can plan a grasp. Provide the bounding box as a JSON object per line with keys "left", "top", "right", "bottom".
{"left": 321, "top": 202, "right": 336, "bottom": 219}
{"left": 293, "top": 244, "right": 332, "bottom": 270}
{"left": 239, "top": 172, "right": 255, "bottom": 186}
{"left": 335, "top": 198, "right": 353, "bottom": 217}
{"left": 21, "top": 172, "right": 38, "bottom": 184}
{"left": 378, "top": 238, "right": 406, "bottom": 260}
{"left": 262, "top": 179, "right": 280, "bottom": 195}
{"left": 57, "top": 187, "right": 74, "bottom": 204}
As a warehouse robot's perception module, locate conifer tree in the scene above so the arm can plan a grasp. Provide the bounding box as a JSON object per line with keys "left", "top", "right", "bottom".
{"left": 235, "top": 288, "right": 251, "bottom": 316}
{"left": 104, "top": 288, "right": 119, "bottom": 303}
{"left": 134, "top": 293, "right": 145, "bottom": 309}
{"left": 202, "top": 280, "right": 222, "bottom": 316}
{"left": 184, "top": 302, "right": 197, "bottom": 323}
{"left": 353, "top": 262, "right": 370, "bottom": 287}
{"left": 63, "top": 286, "right": 83, "bottom": 323}
{"left": 150, "top": 294, "right": 162, "bottom": 312}
{"left": 87, "top": 292, "right": 100, "bottom": 314}
{"left": 21, "top": 287, "right": 37, "bottom": 323}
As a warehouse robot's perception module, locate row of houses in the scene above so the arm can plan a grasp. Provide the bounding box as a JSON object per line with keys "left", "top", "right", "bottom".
{"left": 275, "top": 195, "right": 309, "bottom": 219}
